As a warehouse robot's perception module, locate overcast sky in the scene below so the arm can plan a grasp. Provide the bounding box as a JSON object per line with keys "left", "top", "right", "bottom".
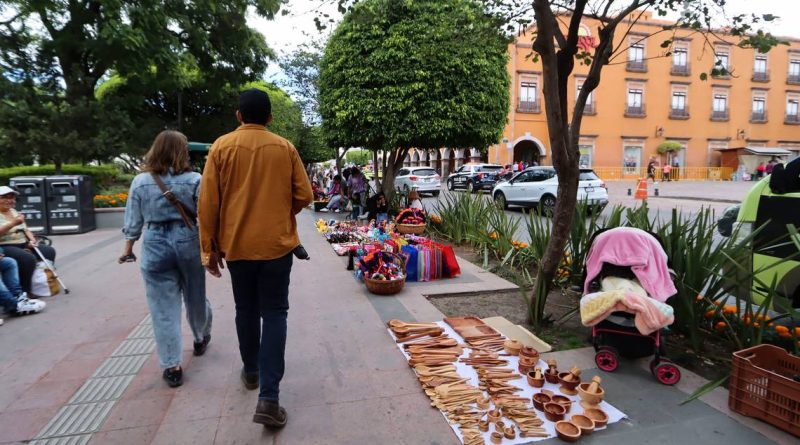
{"left": 252, "top": 0, "right": 800, "bottom": 83}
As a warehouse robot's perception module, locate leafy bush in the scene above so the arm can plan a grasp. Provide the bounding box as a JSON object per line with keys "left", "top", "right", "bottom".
{"left": 0, "top": 164, "right": 120, "bottom": 189}
{"left": 430, "top": 192, "right": 490, "bottom": 244}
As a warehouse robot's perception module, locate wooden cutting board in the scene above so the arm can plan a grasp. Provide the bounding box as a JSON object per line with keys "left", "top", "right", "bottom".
{"left": 444, "top": 317, "right": 501, "bottom": 340}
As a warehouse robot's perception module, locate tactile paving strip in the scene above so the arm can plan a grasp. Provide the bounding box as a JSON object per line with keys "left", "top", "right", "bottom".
{"left": 32, "top": 315, "right": 155, "bottom": 442}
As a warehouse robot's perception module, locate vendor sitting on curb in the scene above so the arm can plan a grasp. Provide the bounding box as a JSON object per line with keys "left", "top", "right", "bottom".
{"left": 364, "top": 192, "right": 390, "bottom": 224}
{"left": 320, "top": 177, "right": 347, "bottom": 213}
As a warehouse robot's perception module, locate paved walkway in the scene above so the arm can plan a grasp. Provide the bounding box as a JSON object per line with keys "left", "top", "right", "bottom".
{"left": 0, "top": 210, "right": 795, "bottom": 444}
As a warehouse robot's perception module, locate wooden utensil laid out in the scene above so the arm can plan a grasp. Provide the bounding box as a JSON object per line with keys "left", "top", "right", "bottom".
{"left": 388, "top": 319, "right": 440, "bottom": 330}
{"left": 460, "top": 428, "right": 485, "bottom": 445}
{"left": 493, "top": 396, "right": 547, "bottom": 438}
{"left": 394, "top": 328, "right": 445, "bottom": 343}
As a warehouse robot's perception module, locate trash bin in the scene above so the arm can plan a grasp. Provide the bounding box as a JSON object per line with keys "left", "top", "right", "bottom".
{"left": 9, "top": 176, "right": 49, "bottom": 234}
{"left": 45, "top": 175, "right": 96, "bottom": 234}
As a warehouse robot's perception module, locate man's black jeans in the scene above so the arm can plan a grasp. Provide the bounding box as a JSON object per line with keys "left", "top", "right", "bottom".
{"left": 227, "top": 253, "right": 293, "bottom": 401}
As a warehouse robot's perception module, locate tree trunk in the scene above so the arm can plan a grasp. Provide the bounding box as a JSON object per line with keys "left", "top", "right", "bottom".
{"left": 381, "top": 147, "right": 410, "bottom": 201}
{"left": 54, "top": 158, "right": 64, "bottom": 175}
{"left": 372, "top": 150, "right": 382, "bottom": 190}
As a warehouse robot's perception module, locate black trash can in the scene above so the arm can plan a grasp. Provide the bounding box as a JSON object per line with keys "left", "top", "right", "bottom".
{"left": 9, "top": 176, "right": 48, "bottom": 234}
{"left": 45, "top": 175, "right": 96, "bottom": 234}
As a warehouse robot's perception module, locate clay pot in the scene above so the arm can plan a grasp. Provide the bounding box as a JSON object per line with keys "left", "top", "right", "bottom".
{"left": 551, "top": 395, "right": 573, "bottom": 412}
{"left": 543, "top": 402, "right": 566, "bottom": 422}
{"left": 558, "top": 372, "right": 581, "bottom": 395}
{"left": 487, "top": 408, "right": 502, "bottom": 423}
{"left": 544, "top": 369, "right": 560, "bottom": 384}
{"left": 555, "top": 421, "right": 582, "bottom": 442}
{"left": 518, "top": 363, "right": 534, "bottom": 375}
{"left": 519, "top": 355, "right": 536, "bottom": 367}
{"left": 478, "top": 418, "right": 489, "bottom": 432}
{"left": 583, "top": 408, "right": 609, "bottom": 428}
{"left": 476, "top": 395, "right": 490, "bottom": 410}
{"left": 532, "top": 392, "right": 552, "bottom": 411}
{"left": 504, "top": 426, "right": 516, "bottom": 439}
{"left": 527, "top": 370, "right": 545, "bottom": 388}
{"left": 570, "top": 414, "right": 595, "bottom": 436}
{"left": 519, "top": 346, "right": 539, "bottom": 361}
{"left": 490, "top": 431, "right": 503, "bottom": 444}
{"left": 503, "top": 339, "right": 522, "bottom": 355}
{"left": 578, "top": 382, "right": 605, "bottom": 407}
{"left": 494, "top": 421, "right": 505, "bottom": 432}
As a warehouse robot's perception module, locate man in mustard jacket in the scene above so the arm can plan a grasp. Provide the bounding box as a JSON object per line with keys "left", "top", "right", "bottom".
{"left": 199, "top": 89, "right": 313, "bottom": 428}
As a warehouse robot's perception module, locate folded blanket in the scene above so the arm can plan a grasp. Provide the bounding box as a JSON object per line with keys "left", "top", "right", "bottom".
{"left": 581, "top": 289, "right": 674, "bottom": 335}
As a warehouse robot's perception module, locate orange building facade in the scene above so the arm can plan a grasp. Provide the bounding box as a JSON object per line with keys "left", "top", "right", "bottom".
{"left": 485, "top": 11, "right": 800, "bottom": 178}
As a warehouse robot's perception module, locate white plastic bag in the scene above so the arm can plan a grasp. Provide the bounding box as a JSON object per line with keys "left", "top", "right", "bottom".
{"left": 31, "top": 262, "right": 60, "bottom": 297}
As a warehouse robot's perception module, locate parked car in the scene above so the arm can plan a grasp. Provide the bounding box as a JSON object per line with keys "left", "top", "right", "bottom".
{"left": 394, "top": 166, "right": 441, "bottom": 196}
{"left": 491, "top": 167, "right": 609, "bottom": 212}
{"left": 729, "top": 159, "right": 800, "bottom": 308}
{"left": 446, "top": 163, "right": 504, "bottom": 193}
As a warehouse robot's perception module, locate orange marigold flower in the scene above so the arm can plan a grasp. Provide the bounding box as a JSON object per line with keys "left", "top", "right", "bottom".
{"left": 715, "top": 321, "right": 727, "bottom": 331}
{"left": 704, "top": 310, "right": 715, "bottom": 319}
{"left": 794, "top": 327, "right": 800, "bottom": 336}
{"left": 753, "top": 322, "right": 761, "bottom": 329}
{"left": 778, "top": 332, "right": 792, "bottom": 339}
{"left": 722, "top": 305, "right": 737, "bottom": 315}
{"left": 775, "top": 325, "right": 789, "bottom": 334}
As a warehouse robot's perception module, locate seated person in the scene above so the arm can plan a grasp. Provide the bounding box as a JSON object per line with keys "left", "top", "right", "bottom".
{"left": 364, "top": 193, "right": 390, "bottom": 223}
{"left": 0, "top": 248, "right": 45, "bottom": 317}
{"left": 320, "top": 186, "right": 348, "bottom": 213}
{"left": 407, "top": 190, "right": 424, "bottom": 210}
{"left": 311, "top": 181, "right": 326, "bottom": 201}
{"left": 0, "top": 186, "right": 57, "bottom": 295}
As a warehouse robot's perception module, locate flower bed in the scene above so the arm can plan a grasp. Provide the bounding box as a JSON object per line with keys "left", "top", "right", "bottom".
{"left": 94, "top": 192, "right": 128, "bottom": 208}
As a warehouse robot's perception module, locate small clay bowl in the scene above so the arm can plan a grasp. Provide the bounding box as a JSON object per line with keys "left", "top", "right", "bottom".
{"left": 532, "top": 392, "right": 552, "bottom": 411}
{"left": 570, "top": 414, "right": 595, "bottom": 436}
{"left": 543, "top": 402, "right": 567, "bottom": 422}
{"left": 584, "top": 407, "right": 609, "bottom": 428}
{"left": 490, "top": 431, "right": 503, "bottom": 444}
{"left": 578, "top": 382, "right": 605, "bottom": 406}
{"left": 478, "top": 418, "right": 489, "bottom": 432}
{"left": 544, "top": 370, "right": 560, "bottom": 384}
{"left": 558, "top": 372, "right": 581, "bottom": 390}
{"left": 551, "top": 395, "right": 573, "bottom": 412}
{"left": 555, "top": 421, "right": 582, "bottom": 442}
{"left": 487, "top": 408, "right": 501, "bottom": 423}
{"left": 519, "top": 346, "right": 540, "bottom": 360}
{"left": 476, "top": 395, "right": 490, "bottom": 410}
{"left": 504, "top": 426, "right": 516, "bottom": 439}
{"left": 527, "top": 371, "right": 545, "bottom": 388}
{"left": 494, "top": 421, "right": 505, "bottom": 432}
{"left": 518, "top": 355, "right": 536, "bottom": 367}
{"left": 503, "top": 339, "right": 522, "bottom": 355}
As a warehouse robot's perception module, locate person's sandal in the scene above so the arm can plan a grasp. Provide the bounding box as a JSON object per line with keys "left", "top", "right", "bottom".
{"left": 163, "top": 367, "right": 183, "bottom": 388}
{"left": 253, "top": 400, "right": 288, "bottom": 428}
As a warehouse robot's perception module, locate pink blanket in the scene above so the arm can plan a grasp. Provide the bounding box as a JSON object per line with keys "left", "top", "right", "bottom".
{"left": 580, "top": 289, "right": 675, "bottom": 335}
{"left": 583, "top": 227, "right": 677, "bottom": 303}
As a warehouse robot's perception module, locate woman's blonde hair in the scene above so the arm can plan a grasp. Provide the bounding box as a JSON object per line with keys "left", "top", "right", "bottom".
{"left": 144, "top": 130, "right": 191, "bottom": 175}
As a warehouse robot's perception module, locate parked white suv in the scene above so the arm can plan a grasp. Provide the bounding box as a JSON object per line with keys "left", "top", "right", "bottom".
{"left": 394, "top": 167, "right": 441, "bottom": 196}
{"left": 492, "top": 167, "right": 608, "bottom": 212}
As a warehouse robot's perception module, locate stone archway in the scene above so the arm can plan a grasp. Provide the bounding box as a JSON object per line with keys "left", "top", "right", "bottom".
{"left": 512, "top": 138, "right": 545, "bottom": 166}
{"left": 442, "top": 148, "right": 456, "bottom": 177}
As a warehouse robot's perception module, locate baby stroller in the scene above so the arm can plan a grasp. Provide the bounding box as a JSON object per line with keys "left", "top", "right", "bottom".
{"left": 582, "top": 227, "right": 681, "bottom": 385}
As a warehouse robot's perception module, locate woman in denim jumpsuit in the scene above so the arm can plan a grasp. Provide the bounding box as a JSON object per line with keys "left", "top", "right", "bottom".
{"left": 120, "top": 130, "right": 212, "bottom": 387}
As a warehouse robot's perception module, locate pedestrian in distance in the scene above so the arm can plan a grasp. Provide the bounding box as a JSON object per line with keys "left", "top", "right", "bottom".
{"left": 647, "top": 159, "right": 656, "bottom": 183}
{"left": 199, "top": 88, "right": 313, "bottom": 428}
{"left": 662, "top": 163, "right": 672, "bottom": 182}
{"left": 119, "top": 130, "right": 213, "bottom": 388}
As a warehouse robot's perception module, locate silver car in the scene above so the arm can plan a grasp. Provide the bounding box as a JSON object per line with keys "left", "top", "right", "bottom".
{"left": 394, "top": 167, "right": 441, "bottom": 196}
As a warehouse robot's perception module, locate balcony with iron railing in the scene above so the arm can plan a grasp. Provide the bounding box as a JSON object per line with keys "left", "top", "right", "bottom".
{"left": 750, "top": 110, "right": 768, "bottom": 123}
{"left": 670, "top": 63, "right": 691, "bottom": 76}
{"left": 517, "top": 100, "right": 541, "bottom": 113}
{"left": 752, "top": 70, "right": 770, "bottom": 82}
{"left": 626, "top": 60, "right": 648, "bottom": 72}
{"left": 624, "top": 104, "right": 646, "bottom": 117}
{"left": 669, "top": 107, "right": 689, "bottom": 119}
{"left": 788, "top": 74, "right": 800, "bottom": 85}
{"left": 711, "top": 109, "right": 729, "bottom": 121}
{"left": 786, "top": 114, "right": 800, "bottom": 124}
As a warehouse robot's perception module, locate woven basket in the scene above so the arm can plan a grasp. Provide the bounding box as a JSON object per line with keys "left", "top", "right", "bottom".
{"left": 364, "top": 275, "right": 406, "bottom": 295}
{"left": 396, "top": 223, "right": 426, "bottom": 235}
{"left": 362, "top": 252, "right": 407, "bottom": 295}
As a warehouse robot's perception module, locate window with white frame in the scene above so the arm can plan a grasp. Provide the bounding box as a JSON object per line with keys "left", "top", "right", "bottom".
{"left": 754, "top": 55, "right": 768, "bottom": 73}
{"left": 623, "top": 143, "right": 643, "bottom": 174}
{"left": 628, "top": 36, "right": 645, "bottom": 61}
{"left": 576, "top": 78, "right": 594, "bottom": 112}
{"left": 628, "top": 89, "right": 643, "bottom": 107}
{"left": 713, "top": 92, "right": 728, "bottom": 113}
{"left": 519, "top": 78, "right": 537, "bottom": 102}
{"left": 578, "top": 138, "right": 594, "bottom": 168}
{"left": 789, "top": 59, "right": 800, "bottom": 80}
{"left": 672, "top": 91, "right": 687, "bottom": 111}
{"left": 673, "top": 48, "right": 688, "bottom": 67}
{"left": 714, "top": 45, "right": 731, "bottom": 73}
{"left": 787, "top": 97, "right": 800, "bottom": 119}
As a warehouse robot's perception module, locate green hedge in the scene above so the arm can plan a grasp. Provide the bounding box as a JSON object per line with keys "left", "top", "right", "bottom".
{"left": 0, "top": 164, "right": 121, "bottom": 189}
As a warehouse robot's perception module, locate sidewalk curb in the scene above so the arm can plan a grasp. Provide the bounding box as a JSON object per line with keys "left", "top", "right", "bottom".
{"left": 651, "top": 195, "right": 740, "bottom": 204}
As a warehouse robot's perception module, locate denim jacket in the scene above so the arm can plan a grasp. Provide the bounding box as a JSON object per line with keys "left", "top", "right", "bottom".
{"left": 122, "top": 171, "right": 201, "bottom": 241}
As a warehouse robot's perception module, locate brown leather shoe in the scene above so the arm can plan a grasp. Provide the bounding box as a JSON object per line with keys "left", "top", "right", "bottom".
{"left": 253, "top": 399, "right": 287, "bottom": 428}
{"left": 240, "top": 368, "right": 258, "bottom": 390}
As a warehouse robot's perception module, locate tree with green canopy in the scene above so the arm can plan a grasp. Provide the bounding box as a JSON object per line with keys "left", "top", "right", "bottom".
{"left": 0, "top": 0, "right": 283, "bottom": 170}
{"left": 319, "top": 0, "right": 511, "bottom": 197}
